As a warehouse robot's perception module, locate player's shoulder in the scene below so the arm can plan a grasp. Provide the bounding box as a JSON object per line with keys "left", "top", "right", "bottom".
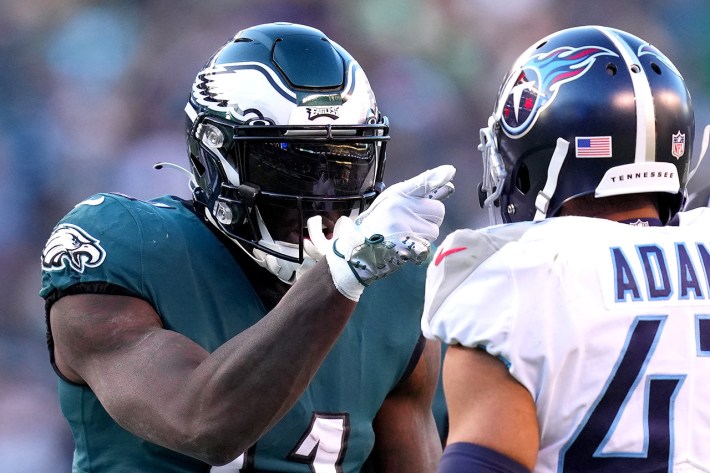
{"left": 59, "top": 192, "right": 185, "bottom": 230}
{"left": 41, "top": 193, "right": 198, "bottom": 297}
{"left": 431, "top": 221, "right": 537, "bottom": 274}
{"left": 421, "top": 223, "right": 530, "bottom": 346}
{"left": 424, "top": 218, "right": 584, "bottom": 303}
{"left": 66, "top": 192, "right": 178, "bottom": 216}
{"left": 423, "top": 222, "right": 534, "bottom": 325}
{"left": 43, "top": 193, "right": 192, "bottom": 272}
{"left": 675, "top": 206, "right": 710, "bottom": 226}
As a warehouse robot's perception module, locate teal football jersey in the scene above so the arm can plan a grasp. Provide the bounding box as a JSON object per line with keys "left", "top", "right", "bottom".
{"left": 40, "top": 193, "right": 427, "bottom": 473}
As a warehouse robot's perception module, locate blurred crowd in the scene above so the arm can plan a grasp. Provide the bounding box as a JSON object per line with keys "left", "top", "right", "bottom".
{"left": 2, "top": 0, "right": 710, "bottom": 470}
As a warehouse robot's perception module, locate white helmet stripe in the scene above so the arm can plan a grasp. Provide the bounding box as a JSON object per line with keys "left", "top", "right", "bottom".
{"left": 534, "top": 138, "right": 570, "bottom": 221}
{"left": 343, "top": 60, "right": 358, "bottom": 97}
{"left": 597, "top": 26, "right": 656, "bottom": 164}
{"left": 184, "top": 102, "right": 198, "bottom": 122}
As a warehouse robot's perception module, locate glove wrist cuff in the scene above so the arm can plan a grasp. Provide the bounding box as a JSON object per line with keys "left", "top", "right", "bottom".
{"left": 325, "top": 248, "right": 365, "bottom": 302}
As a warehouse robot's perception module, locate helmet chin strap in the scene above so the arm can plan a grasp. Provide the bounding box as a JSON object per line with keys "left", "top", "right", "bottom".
{"left": 203, "top": 208, "right": 316, "bottom": 284}
{"left": 534, "top": 138, "right": 570, "bottom": 221}
{"left": 252, "top": 208, "right": 321, "bottom": 285}
{"left": 252, "top": 241, "right": 304, "bottom": 285}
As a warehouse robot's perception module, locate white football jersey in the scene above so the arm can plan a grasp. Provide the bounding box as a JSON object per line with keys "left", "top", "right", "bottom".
{"left": 423, "top": 208, "right": 710, "bottom": 472}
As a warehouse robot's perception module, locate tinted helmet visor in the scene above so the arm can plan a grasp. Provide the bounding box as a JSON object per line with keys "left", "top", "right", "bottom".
{"left": 245, "top": 141, "right": 378, "bottom": 197}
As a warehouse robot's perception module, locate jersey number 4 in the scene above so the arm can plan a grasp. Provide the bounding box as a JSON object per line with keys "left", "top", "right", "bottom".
{"left": 213, "top": 412, "right": 349, "bottom": 472}
{"left": 559, "top": 315, "right": 707, "bottom": 472}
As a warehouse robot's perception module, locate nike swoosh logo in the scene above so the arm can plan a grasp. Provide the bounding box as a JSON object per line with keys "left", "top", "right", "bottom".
{"left": 434, "top": 246, "right": 467, "bottom": 266}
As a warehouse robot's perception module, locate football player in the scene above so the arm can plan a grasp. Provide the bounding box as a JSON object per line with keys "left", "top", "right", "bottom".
{"left": 41, "top": 22, "right": 454, "bottom": 472}
{"left": 422, "top": 25, "right": 710, "bottom": 472}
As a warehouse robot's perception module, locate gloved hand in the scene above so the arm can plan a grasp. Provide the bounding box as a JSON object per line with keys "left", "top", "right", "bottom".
{"left": 308, "top": 164, "right": 456, "bottom": 301}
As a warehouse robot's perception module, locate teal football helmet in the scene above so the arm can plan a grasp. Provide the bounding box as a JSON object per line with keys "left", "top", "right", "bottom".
{"left": 184, "top": 22, "right": 389, "bottom": 282}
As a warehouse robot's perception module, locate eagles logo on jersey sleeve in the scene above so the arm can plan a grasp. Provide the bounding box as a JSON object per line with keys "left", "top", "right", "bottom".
{"left": 39, "top": 193, "right": 156, "bottom": 300}
{"left": 42, "top": 223, "right": 106, "bottom": 273}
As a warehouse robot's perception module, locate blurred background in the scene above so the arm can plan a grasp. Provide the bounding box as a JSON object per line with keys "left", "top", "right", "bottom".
{"left": 2, "top": 0, "right": 710, "bottom": 470}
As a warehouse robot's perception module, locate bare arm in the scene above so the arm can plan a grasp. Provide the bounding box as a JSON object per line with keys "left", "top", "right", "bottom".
{"left": 443, "top": 344, "right": 539, "bottom": 471}
{"left": 50, "top": 259, "right": 356, "bottom": 465}
{"left": 367, "top": 338, "right": 443, "bottom": 472}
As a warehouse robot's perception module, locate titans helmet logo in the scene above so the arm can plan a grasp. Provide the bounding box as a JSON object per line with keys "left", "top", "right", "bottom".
{"left": 638, "top": 44, "right": 682, "bottom": 78}
{"left": 42, "top": 224, "right": 106, "bottom": 273}
{"left": 498, "top": 46, "right": 619, "bottom": 137}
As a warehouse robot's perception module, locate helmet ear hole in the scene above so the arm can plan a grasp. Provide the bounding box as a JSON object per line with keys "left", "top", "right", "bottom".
{"left": 190, "top": 154, "right": 206, "bottom": 176}
{"left": 516, "top": 163, "right": 531, "bottom": 194}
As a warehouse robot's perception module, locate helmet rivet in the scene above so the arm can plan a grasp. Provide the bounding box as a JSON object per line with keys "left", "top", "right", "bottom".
{"left": 507, "top": 204, "right": 516, "bottom": 215}
{"left": 214, "top": 201, "right": 234, "bottom": 224}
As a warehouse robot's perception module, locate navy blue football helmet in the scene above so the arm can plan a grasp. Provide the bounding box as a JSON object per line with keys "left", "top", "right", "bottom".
{"left": 478, "top": 25, "right": 695, "bottom": 224}
{"left": 183, "top": 22, "right": 388, "bottom": 282}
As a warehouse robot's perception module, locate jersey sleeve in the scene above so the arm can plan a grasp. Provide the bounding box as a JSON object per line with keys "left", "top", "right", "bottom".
{"left": 40, "top": 193, "right": 149, "bottom": 301}
{"left": 421, "top": 224, "right": 530, "bottom": 361}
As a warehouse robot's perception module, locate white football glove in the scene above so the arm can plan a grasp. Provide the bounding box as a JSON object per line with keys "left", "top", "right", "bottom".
{"left": 308, "top": 164, "right": 456, "bottom": 301}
